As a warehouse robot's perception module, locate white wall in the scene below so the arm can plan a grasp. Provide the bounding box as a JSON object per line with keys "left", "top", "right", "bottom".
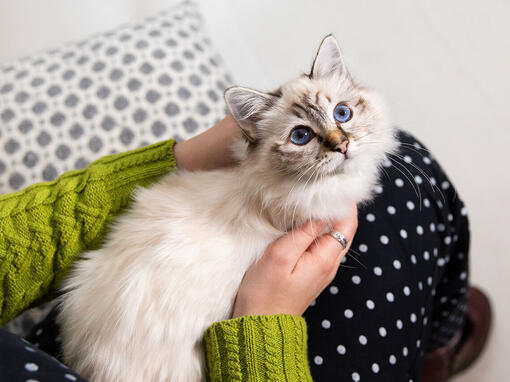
{"left": 1, "top": 1, "right": 508, "bottom": 380}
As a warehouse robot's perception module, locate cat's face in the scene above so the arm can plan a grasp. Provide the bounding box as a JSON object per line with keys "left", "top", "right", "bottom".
{"left": 225, "top": 35, "right": 395, "bottom": 183}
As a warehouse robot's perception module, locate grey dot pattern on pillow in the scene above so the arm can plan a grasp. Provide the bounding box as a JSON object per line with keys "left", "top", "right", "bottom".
{"left": 0, "top": 0, "right": 232, "bottom": 193}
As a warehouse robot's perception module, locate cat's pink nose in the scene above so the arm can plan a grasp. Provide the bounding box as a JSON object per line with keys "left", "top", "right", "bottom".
{"left": 335, "top": 141, "right": 349, "bottom": 154}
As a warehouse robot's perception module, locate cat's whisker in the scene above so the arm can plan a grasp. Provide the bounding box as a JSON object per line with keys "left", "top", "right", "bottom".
{"left": 388, "top": 154, "right": 422, "bottom": 206}
{"left": 345, "top": 251, "right": 366, "bottom": 269}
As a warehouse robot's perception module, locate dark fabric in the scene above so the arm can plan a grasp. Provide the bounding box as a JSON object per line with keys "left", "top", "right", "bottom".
{"left": 0, "top": 325, "right": 85, "bottom": 382}
{"left": 304, "top": 130, "right": 469, "bottom": 382}
{"left": 1, "top": 130, "right": 469, "bottom": 382}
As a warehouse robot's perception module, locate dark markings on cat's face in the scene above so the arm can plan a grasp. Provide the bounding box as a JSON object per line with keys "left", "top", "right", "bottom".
{"left": 355, "top": 97, "right": 367, "bottom": 112}
{"left": 300, "top": 95, "right": 329, "bottom": 126}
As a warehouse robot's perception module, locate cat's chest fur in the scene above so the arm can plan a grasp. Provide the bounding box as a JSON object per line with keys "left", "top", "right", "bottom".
{"left": 58, "top": 163, "right": 360, "bottom": 382}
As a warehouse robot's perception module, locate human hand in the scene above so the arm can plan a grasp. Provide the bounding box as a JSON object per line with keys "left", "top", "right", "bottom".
{"left": 232, "top": 203, "right": 358, "bottom": 318}
{"left": 174, "top": 115, "right": 241, "bottom": 171}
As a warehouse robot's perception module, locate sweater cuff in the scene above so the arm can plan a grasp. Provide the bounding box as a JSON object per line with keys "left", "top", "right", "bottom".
{"left": 204, "top": 315, "right": 313, "bottom": 382}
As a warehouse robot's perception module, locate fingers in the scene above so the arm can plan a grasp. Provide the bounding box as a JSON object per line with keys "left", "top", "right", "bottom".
{"left": 295, "top": 203, "right": 358, "bottom": 277}
{"left": 317, "top": 203, "right": 358, "bottom": 259}
{"left": 264, "top": 219, "right": 329, "bottom": 270}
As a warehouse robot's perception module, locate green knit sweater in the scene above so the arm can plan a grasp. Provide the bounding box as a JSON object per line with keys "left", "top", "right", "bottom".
{"left": 0, "top": 140, "right": 313, "bottom": 381}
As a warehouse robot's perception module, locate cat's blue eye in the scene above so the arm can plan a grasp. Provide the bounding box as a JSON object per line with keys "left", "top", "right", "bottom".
{"left": 333, "top": 104, "right": 352, "bottom": 123}
{"left": 290, "top": 126, "right": 314, "bottom": 145}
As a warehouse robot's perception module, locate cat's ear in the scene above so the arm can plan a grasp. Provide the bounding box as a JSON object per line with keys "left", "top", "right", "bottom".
{"left": 224, "top": 86, "right": 275, "bottom": 142}
{"left": 311, "top": 34, "right": 346, "bottom": 80}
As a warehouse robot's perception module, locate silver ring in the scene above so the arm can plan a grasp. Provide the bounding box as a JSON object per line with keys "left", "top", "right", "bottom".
{"left": 328, "top": 230, "right": 348, "bottom": 250}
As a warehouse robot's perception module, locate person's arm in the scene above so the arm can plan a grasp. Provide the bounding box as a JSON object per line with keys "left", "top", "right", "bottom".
{"left": 204, "top": 207, "right": 358, "bottom": 381}
{"left": 0, "top": 116, "right": 241, "bottom": 325}
{"left": 0, "top": 140, "right": 177, "bottom": 325}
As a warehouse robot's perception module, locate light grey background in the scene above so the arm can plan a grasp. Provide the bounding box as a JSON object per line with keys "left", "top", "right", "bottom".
{"left": 1, "top": 0, "right": 508, "bottom": 380}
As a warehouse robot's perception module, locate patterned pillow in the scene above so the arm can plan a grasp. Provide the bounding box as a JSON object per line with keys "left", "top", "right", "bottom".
{"left": 0, "top": 0, "right": 232, "bottom": 194}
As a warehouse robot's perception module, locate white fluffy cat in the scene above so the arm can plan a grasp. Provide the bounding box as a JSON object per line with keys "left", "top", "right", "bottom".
{"left": 58, "top": 35, "right": 396, "bottom": 382}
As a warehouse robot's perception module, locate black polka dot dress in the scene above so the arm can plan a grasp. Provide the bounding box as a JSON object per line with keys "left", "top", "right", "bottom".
{"left": 0, "top": 130, "right": 469, "bottom": 382}
{"left": 304, "top": 130, "right": 469, "bottom": 381}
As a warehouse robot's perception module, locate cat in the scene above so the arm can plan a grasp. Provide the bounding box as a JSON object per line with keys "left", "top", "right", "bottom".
{"left": 58, "top": 35, "right": 396, "bottom": 382}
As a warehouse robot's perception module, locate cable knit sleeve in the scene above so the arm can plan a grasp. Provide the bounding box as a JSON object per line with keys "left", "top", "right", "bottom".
{"left": 204, "top": 315, "right": 314, "bottom": 382}
{"left": 0, "top": 139, "right": 176, "bottom": 325}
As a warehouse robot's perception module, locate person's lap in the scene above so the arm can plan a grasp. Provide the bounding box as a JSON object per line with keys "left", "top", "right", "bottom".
{"left": 2, "top": 130, "right": 470, "bottom": 382}
{"left": 305, "top": 130, "right": 469, "bottom": 381}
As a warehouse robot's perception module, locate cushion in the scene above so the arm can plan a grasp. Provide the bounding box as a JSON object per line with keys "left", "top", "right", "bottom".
{"left": 0, "top": 0, "right": 232, "bottom": 194}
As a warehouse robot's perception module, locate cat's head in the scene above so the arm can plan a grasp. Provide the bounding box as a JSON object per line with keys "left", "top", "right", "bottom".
{"left": 225, "top": 35, "right": 395, "bottom": 187}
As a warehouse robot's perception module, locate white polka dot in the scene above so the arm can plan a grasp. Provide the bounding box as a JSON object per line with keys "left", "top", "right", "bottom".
{"left": 423, "top": 198, "right": 430, "bottom": 207}
{"left": 25, "top": 363, "right": 39, "bottom": 372}
{"left": 26, "top": 379, "right": 40, "bottom": 382}
{"left": 372, "top": 363, "right": 380, "bottom": 373}
{"left": 416, "top": 225, "right": 424, "bottom": 235}
{"left": 321, "top": 319, "right": 331, "bottom": 329}
{"left": 35, "top": 328, "right": 43, "bottom": 336}
{"left": 448, "top": 213, "right": 454, "bottom": 222}
{"left": 386, "top": 292, "right": 395, "bottom": 302}
{"left": 440, "top": 296, "right": 448, "bottom": 304}
{"left": 64, "top": 375, "right": 78, "bottom": 381}
{"left": 380, "top": 235, "right": 389, "bottom": 245}
{"left": 396, "top": 320, "right": 403, "bottom": 329}
{"left": 415, "top": 175, "right": 423, "bottom": 184}
{"left": 429, "top": 223, "right": 436, "bottom": 232}
{"left": 366, "top": 300, "right": 375, "bottom": 310}
{"left": 314, "top": 355, "right": 323, "bottom": 365}
{"left": 433, "top": 248, "right": 439, "bottom": 256}
{"left": 460, "top": 272, "right": 467, "bottom": 280}
{"left": 344, "top": 309, "right": 354, "bottom": 319}
{"left": 337, "top": 344, "right": 346, "bottom": 355}
{"left": 393, "top": 260, "right": 401, "bottom": 270}
{"left": 437, "top": 258, "right": 445, "bottom": 267}
{"left": 410, "top": 254, "right": 417, "bottom": 264}
{"left": 352, "top": 372, "right": 360, "bottom": 382}
{"left": 416, "top": 339, "right": 421, "bottom": 348}
{"left": 352, "top": 275, "right": 361, "bottom": 285}
{"left": 359, "top": 335, "right": 368, "bottom": 345}
{"left": 399, "top": 229, "right": 408, "bottom": 239}
{"left": 406, "top": 201, "right": 415, "bottom": 210}
{"left": 461, "top": 207, "right": 467, "bottom": 216}
{"left": 379, "top": 327, "right": 387, "bottom": 337}
{"left": 329, "top": 285, "right": 339, "bottom": 295}
{"left": 383, "top": 158, "right": 392, "bottom": 167}
{"left": 444, "top": 236, "right": 452, "bottom": 245}
{"left": 423, "top": 156, "right": 431, "bottom": 164}
{"left": 423, "top": 251, "right": 430, "bottom": 261}
{"left": 404, "top": 155, "right": 412, "bottom": 163}
{"left": 403, "top": 286, "right": 411, "bottom": 296}
{"left": 418, "top": 281, "right": 423, "bottom": 290}
{"left": 437, "top": 223, "right": 445, "bottom": 232}
{"left": 359, "top": 244, "right": 368, "bottom": 253}
{"left": 403, "top": 347, "right": 408, "bottom": 357}
{"left": 395, "top": 178, "right": 404, "bottom": 187}
{"left": 389, "top": 355, "right": 397, "bottom": 364}
{"left": 366, "top": 213, "right": 375, "bottom": 222}
{"left": 24, "top": 346, "right": 35, "bottom": 352}
{"left": 441, "top": 181, "right": 450, "bottom": 190}
{"left": 387, "top": 205, "right": 396, "bottom": 215}
{"left": 374, "top": 185, "right": 383, "bottom": 194}
{"left": 427, "top": 276, "right": 433, "bottom": 286}
{"left": 373, "top": 266, "right": 383, "bottom": 276}
{"left": 413, "top": 142, "right": 422, "bottom": 149}
{"left": 423, "top": 317, "right": 428, "bottom": 326}
{"left": 410, "top": 313, "right": 417, "bottom": 323}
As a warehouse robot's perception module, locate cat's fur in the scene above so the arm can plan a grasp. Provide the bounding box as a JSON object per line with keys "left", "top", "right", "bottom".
{"left": 58, "top": 35, "right": 396, "bottom": 382}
